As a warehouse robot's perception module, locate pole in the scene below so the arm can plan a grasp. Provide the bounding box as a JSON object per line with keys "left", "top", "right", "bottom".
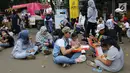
{"left": 112, "top": 0, "right": 115, "bottom": 16}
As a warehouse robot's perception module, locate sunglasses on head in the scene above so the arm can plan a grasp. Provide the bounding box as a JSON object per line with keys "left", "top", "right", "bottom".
{"left": 65, "top": 31, "right": 71, "bottom": 34}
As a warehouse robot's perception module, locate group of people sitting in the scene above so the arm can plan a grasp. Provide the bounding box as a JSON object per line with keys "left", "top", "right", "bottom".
{"left": 0, "top": 27, "right": 14, "bottom": 51}
{"left": 11, "top": 26, "right": 53, "bottom": 59}
{"left": 0, "top": 25, "right": 124, "bottom": 72}
{"left": 53, "top": 25, "right": 124, "bottom": 72}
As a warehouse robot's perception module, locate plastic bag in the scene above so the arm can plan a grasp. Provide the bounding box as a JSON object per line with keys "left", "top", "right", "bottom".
{"left": 78, "top": 12, "right": 85, "bottom": 26}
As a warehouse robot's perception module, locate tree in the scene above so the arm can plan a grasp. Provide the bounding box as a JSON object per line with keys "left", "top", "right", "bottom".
{"left": 0, "top": 0, "right": 10, "bottom": 11}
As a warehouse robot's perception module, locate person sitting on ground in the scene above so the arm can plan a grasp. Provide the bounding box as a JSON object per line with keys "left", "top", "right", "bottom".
{"left": 87, "top": 24, "right": 107, "bottom": 48}
{"left": 0, "top": 30, "right": 14, "bottom": 51}
{"left": 11, "top": 30, "right": 38, "bottom": 59}
{"left": 87, "top": 37, "right": 124, "bottom": 72}
{"left": 70, "top": 32, "right": 80, "bottom": 47}
{"left": 36, "top": 26, "right": 52, "bottom": 55}
{"left": 53, "top": 27, "right": 85, "bottom": 67}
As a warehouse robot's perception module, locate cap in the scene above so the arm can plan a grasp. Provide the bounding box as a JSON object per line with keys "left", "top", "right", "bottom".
{"left": 96, "top": 24, "right": 105, "bottom": 33}
{"left": 115, "top": 8, "right": 124, "bottom": 13}
{"left": 62, "top": 26, "right": 71, "bottom": 33}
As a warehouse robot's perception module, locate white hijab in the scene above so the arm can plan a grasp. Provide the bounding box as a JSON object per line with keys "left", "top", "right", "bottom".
{"left": 36, "top": 26, "right": 53, "bottom": 43}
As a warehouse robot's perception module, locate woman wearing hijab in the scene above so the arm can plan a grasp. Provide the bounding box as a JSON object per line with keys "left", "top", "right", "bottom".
{"left": 11, "top": 30, "right": 38, "bottom": 59}
{"left": 36, "top": 26, "right": 53, "bottom": 55}
{"left": 86, "top": 0, "right": 98, "bottom": 37}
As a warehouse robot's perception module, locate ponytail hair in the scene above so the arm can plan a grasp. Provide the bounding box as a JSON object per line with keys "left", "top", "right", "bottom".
{"left": 101, "top": 37, "right": 120, "bottom": 51}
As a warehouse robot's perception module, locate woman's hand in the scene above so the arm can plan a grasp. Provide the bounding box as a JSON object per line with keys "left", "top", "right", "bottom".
{"left": 96, "top": 56, "right": 102, "bottom": 60}
{"left": 89, "top": 35, "right": 94, "bottom": 40}
{"left": 30, "top": 49, "right": 35, "bottom": 52}
{"left": 26, "top": 49, "right": 35, "bottom": 53}
{"left": 93, "top": 43, "right": 100, "bottom": 48}
{"left": 72, "top": 45, "right": 80, "bottom": 49}
{"left": 89, "top": 35, "right": 97, "bottom": 41}
{"left": 96, "top": 55, "right": 107, "bottom": 60}
{"left": 44, "top": 43, "right": 49, "bottom": 46}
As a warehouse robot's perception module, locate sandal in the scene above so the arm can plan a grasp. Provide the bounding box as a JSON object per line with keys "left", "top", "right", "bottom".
{"left": 86, "top": 60, "right": 97, "bottom": 68}
{"left": 26, "top": 55, "right": 36, "bottom": 60}
{"left": 62, "top": 64, "right": 70, "bottom": 68}
{"left": 43, "top": 50, "right": 52, "bottom": 55}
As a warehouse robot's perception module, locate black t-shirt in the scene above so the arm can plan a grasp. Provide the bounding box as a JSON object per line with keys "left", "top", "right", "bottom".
{"left": 11, "top": 14, "right": 20, "bottom": 25}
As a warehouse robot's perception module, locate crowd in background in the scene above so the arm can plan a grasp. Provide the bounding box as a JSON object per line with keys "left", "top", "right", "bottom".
{"left": 0, "top": 0, "right": 130, "bottom": 72}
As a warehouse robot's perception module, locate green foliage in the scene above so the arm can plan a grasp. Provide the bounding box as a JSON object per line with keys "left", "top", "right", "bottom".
{"left": 0, "top": 0, "right": 9, "bottom": 11}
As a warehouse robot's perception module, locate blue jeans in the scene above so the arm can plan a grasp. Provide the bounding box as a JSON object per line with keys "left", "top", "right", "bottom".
{"left": 45, "top": 21, "right": 53, "bottom": 33}
{"left": 53, "top": 52, "right": 81, "bottom": 64}
{"left": 13, "top": 46, "right": 38, "bottom": 59}
{"left": 0, "top": 43, "right": 10, "bottom": 48}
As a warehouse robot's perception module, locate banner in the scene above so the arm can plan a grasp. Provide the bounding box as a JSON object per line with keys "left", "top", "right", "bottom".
{"left": 119, "top": 3, "right": 127, "bottom": 11}
{"left": 69, "top": 0, "right": 79, "bottom": 19}
{"left": 55, "top": 9, "right": 67, "bottom": 29}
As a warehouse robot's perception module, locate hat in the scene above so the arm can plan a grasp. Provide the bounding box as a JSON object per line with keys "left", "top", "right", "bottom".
{"left": 96, "top": 24, "right": 105, "bottom": 33}
{"left": 62, "top": 26, "right": 71, "bottom": 33}
{"left": 115, "top": 8, "right": 124, "bottom": 13}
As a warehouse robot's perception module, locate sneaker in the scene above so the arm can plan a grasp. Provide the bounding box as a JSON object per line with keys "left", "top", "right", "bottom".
{"left": 86, "top": 60, "right": 97, "bottom": 68}
{"left": 62, "top": 64, "right": 70, "bottom": 68}
{"left": 43, "top": 50, "right": 52, "bottom": 55}
{"left": 26, "top": 55, "right": 36, "bottom": 60}
{"left": 75, "top": 55, "right": 86, "bottom": 63}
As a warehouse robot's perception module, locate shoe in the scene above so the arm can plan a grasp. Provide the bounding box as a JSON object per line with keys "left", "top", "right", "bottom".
{"left": 119, "top": 42, "right": 123, "bottom": 44}
{"left": 86, "top": 60, "right": 97, "bottom": 68}
{"left": 62, "top": 64, "right": 70, "bottom": 68}
{"left": 26, "top": 55, "right": 36, "bottom": 60}
{"left": 75, "top": 55, "right": 86, "bottom": 63}
{"left": 43, "top": 50, "right": 52, "bottom": 55}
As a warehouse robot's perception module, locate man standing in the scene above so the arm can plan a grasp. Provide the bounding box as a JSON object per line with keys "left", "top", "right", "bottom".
{"left": 11, "top": 10, "right": 21, "bottom": 35}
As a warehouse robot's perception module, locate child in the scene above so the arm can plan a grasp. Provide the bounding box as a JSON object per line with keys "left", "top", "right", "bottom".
{"left": 71, "top": 33, "right": 87, "bottom": 62}
{"left": 70, "top": 32, "right": 80, "bottom": 47}
{"left": 0, "top": 30, "right": 14, "bottom": 49}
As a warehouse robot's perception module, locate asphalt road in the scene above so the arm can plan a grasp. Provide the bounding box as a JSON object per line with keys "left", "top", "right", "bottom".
{"left": 0, "top": 28, "right": 130, "bottom": 73}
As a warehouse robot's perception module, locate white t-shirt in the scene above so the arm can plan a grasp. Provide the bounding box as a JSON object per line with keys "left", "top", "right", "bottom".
{"left": 124, "top": 22, "right": 129, "bottom": 29}
{"left": 106, "top": 46, "right": 124, "bottom": 72}
{"left": 106, "top": 19, "right": 115, "bottom": 29}
{"left": 53, "top": 38, "right": 72, "bottom": 57}
{"left": 56, "top": 38, "right": 71, "bottom": 47}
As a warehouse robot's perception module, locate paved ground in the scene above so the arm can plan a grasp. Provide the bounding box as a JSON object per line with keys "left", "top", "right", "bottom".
{"left": 0, "top": 28, "right": 130, "bottom": 73}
